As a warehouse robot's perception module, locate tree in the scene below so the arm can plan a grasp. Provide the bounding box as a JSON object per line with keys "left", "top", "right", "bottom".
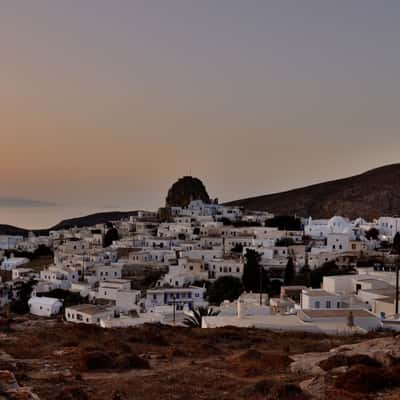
{"left": 275, "top": 237, "right": 295, "bottom": 247}
{"left": 10, "top": 279, "right": 36, "bottom": 314}
{"left": 298, "top": 264, "right": 311, "bottom": 287}
{"left": 45, "top": 289, "right": 87, "bottom": 309}
{"left": 393, "top": 232, "right": 400, "bottom": 254}
{"left": 365, "top": 228, "right": 380, "bottom": 241}
{"left": 208, "top": 276, "right": 244, "bottom": 305}
{"left": 183, "top": 306, "right": 220, "bottom": 328}
{"left": 103, "top": 226, "right": 119, "bottom": 248}
{"left": 231, "top": 243, "right": 244, "bottom": 253}
{"left": 265, "top": 216, "right": 302, "bottom": 231}
{"left": 243, "top": 249, "right": 269, "bottom": 293}
{"left": 308, "top": 261, "right": 355, "bottom": 288}
{"left": 284, "top": 257, "right": 295, "bottom": 285}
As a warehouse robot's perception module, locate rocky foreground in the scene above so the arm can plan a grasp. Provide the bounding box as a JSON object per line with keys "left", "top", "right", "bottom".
{"left": 0, "top": 318, "right": 400, "bottom": 399}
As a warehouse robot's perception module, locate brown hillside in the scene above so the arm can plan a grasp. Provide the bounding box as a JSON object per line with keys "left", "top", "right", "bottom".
{"left": 225, "top": 164, "right": 400, "bottom": 219}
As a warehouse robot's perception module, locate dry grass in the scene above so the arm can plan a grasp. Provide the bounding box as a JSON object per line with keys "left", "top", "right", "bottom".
{"left": 0, "top": 319, "right": 394, "bottom": 400}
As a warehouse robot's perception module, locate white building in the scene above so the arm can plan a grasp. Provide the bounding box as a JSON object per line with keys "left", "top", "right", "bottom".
{"left": 0, "top": 236, "right": 24, "bottom": 250}
{"left": 28, "top": 296, "right": 63, "bottom": 317}
{"left": 1, "top": 257, "right": 30, "bottom": 271}
{"left": 301, "top": 289, "right": 342, "bottom": 309}
{"left": 145, "top": 286, "right": 207, "bottom": 310}
{"left": 377, "top": 217, "right": 400, "bottom": 239}
{"left": 65, "top": 304, "right": 115, "bottom": 325}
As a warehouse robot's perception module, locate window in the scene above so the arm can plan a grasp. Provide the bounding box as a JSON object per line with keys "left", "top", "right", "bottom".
{"left": 326, "top": 301, "right": 331, "bottom": 309}
{"left": 315, "top": 301, "right": 320, "bottom": 309}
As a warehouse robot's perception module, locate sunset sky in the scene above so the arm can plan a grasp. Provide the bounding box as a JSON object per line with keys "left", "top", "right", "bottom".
{"left": 1, "top": 1, "right": 400, "bottom": 211}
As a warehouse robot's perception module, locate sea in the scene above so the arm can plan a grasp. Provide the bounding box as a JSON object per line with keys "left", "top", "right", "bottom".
{"left": 0, "top": 206, "right": 119, "bottom": 230}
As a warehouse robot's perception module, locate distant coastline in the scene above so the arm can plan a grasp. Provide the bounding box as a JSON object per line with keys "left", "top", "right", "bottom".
{"left": 0, "top": 209, "right": 141, "bottom": 236}
{"left": 0, "top": 197, "right": 57, "bottom": 208}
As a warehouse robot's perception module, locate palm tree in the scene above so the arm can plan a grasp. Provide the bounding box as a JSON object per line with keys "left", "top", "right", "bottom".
{"left": 183, "top": 306, "right": 220, "bottom": 328}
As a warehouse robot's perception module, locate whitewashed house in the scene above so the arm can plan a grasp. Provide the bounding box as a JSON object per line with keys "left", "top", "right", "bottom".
{"left": 301, "top": 289, "right": 342, "bottom": 309}
{"left": 1, "top": 257, "right": 30, "bottom": 271}
{"left": 28, "top": 296, "right": 63, "bottom": 317}
{"left": 65, "top": 304, "right": 115, "bottom": 325}
{"left": 145, "top": 286, "right": 207, "bottom": 311}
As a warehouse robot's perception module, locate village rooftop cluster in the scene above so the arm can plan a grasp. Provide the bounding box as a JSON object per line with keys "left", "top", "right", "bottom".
{"left": 1, "top": 197, "right": 400, "bottom": 334}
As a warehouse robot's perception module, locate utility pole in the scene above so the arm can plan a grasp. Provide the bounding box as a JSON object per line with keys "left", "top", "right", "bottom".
{"left": 259, "top": 265, "right": 263, "bottom": 306}
{"left": 396, "top": 258, "right": 399, "bottom": 315}
{"left": 172, "top": 295, "right": 176, "bottom": 325}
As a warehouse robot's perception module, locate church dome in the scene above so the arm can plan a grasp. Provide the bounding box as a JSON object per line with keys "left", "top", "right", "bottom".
{"left": 328, "top": 216, "right": 349, "bottom": 233}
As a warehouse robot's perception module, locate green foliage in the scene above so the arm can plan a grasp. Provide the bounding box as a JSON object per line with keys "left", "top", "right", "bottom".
{"left": 265, "top": 216, "right": 302, "bottom": 231}
{"left": 10, "top": 279, "right": 37, "bottom": 314}
{"left": 183, "top": 306, "right": 220, "bottom": 328}
{"left": 142, "top": 270, "right": 164, "bottom": 288}
{"left": 284, "top": 257, "right": 295, "bottom": 285}
{"left": 103, "top": 226, "right": 119, "bottom": 247}
{"left": 243, "top": 249, "right": 269, "bottom": 293}
{"left": 365, "top": 228, "right": 380, "bottom": 241}
{"left": 220, "top": 218, "right": 261, "bottom": 227}
{"left": 231, "top": 243, "right": 244, "bottom": 253}
{"left": 393, "top": 232, "right": 400, "bottom": 254}
{"left": 45, "top": 289, "right": 87, "bottom": 308}
{"left": 275, "top": 237, "right": 295, "bottom": 247}
{"left": 301, "top": 261, "right": 355, "bottom": 288}
{"left": 208, "top": 276, "right": 244, "bottom": 305}
{"left": 4, "top": 245, "right": 53, "bottom": 260}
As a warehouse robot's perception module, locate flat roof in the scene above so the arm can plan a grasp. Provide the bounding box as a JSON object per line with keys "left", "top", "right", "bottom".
{"left": 101, "top": 278, "right": 130, "bottom": 284}
{"left": 303, "top": 289, "right": 339, "bottom": 297}
{"left": 66, "top": 304, "right": 111, "bottom": 315}
{"left": 301, "top": 309, "right": 374, "bottom": 318}
{"left": 29, "top": 296, "right": 61, "bottom": 305}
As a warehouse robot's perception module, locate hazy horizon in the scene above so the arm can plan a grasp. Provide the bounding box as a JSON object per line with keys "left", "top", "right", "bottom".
{"left": 2, "top": 1, "right": 400, "bottom": 217}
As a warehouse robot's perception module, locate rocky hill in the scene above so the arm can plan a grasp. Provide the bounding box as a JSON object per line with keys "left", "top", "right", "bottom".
{"left": 225, "top": 164, "right": 400, "bottom": 220}
{"left": 166, "top": 176, "right": 211, "bottom": 207}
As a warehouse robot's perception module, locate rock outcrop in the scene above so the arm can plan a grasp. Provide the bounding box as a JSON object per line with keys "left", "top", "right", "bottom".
{"left": 166, "top": 176, "right": 210, "bottom": 208}
{"left": 290, "top": 336, "right": 400, "bottom": 399}
{"left": 0, "top": 370, "right": 40, "bottom": 400}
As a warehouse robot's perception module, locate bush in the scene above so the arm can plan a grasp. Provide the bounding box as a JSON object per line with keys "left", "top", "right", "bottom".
{"left": 56, "top": 386, "right": 89, "bottom": 400}
{"left": 319, "top": 354, "right": 382, "bottom": 371}
{"left": 267, "top": 383, "right": 308, "bottom": 400}
{"left": 79, "top": 351, "right": 115, "bottom": 370}
{"left": 334, "top": 365, "right": 387, "bottom": 393}
{"left": 114, "top": 354, "right": 150, "bottom": 370}
{"left": 78, "top": 350, "right": 150, "bottom": 371}
{"left": 208, "top": 276, "right": 244, "bottom": 305}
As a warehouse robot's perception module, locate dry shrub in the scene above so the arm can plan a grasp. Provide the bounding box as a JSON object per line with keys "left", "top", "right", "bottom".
{"left": 252, "top": 379, "right": 274, "bottom": 396}
{"left": 128, "top": 329, "right": 168, "bottom": 347}
{"left": 79, "top": 351, "right": 116, "bottom": 371}
{"left": 231, "top": 350, "right": 291, "bottom": 377}
{"left": 334, "top": 365, "right": 387, "bottom": 393}
{"left": 114, "top": 354, "right": 150, "bottom": 370}
{"left": 55, "top": 386, "right": 89, "bottom": 400}
{"left": 387, "top": 364, "right": 400, "bottom": 386}
{"left": 78, "top": 350, "right": 150, "bottom": 371}
{"left": 267, "top": 383, "right": 309, "bottom": 400}
{"left": 319, "top": 354, "right": 381, "bottom": 371}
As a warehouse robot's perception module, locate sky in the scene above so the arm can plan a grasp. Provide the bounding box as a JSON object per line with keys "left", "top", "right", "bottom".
{"left": 1, "top": 1, "right": 400, "bottom": 212}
